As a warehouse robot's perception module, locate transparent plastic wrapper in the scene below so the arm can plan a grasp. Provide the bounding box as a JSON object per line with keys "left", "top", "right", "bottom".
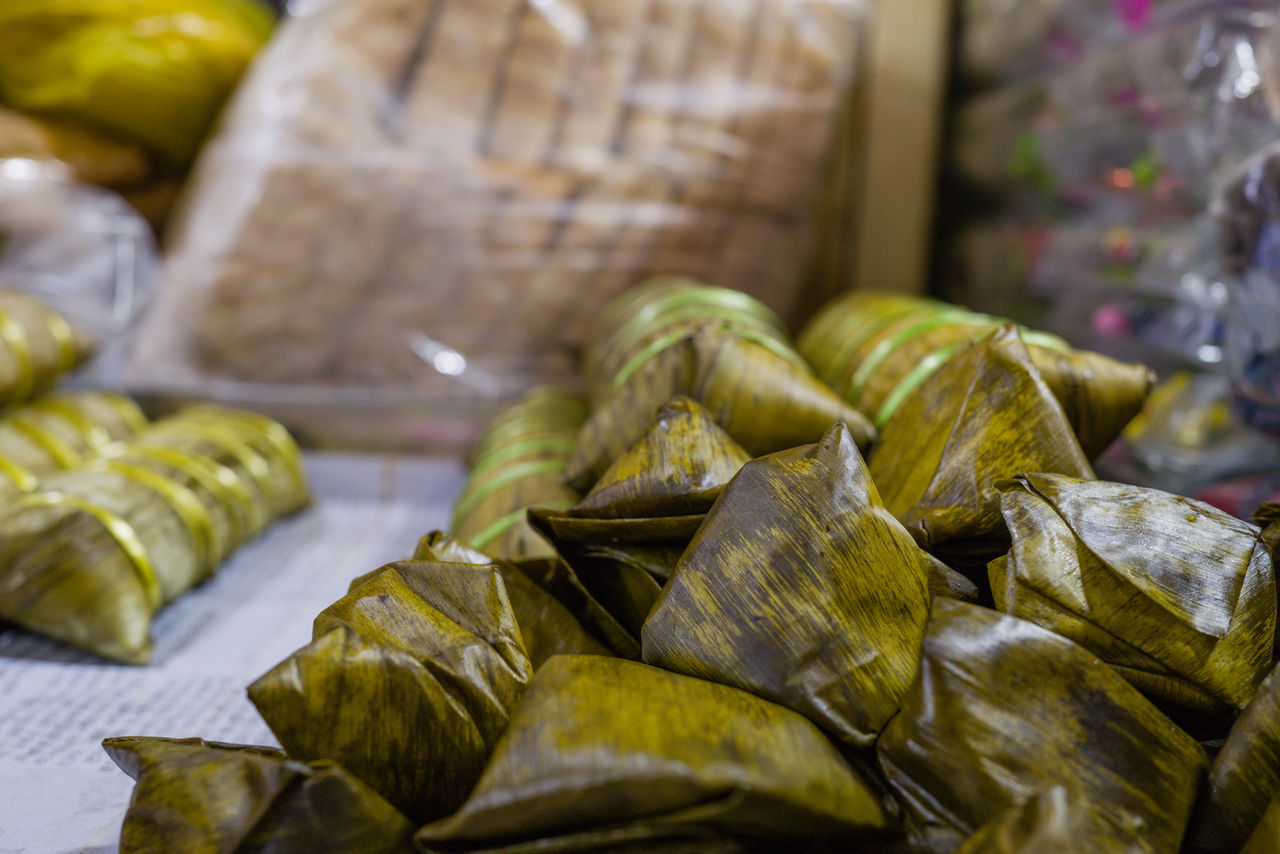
{"left": 939, "top": 221, "right": 1230, "bottom": 369}
{"left": 0, "top": 158, "right": 157, "bottom": 383}
{"left": 951, "top": 9, "right": 1280, "bottom": 225}
{"left": 129, "top": 0, "right": 871, "bottom": 448}
{"left": 0, "top": 405, "right": 308, "bottom": 664}
{"left": 957, "top": 0, "right": 1261, "bottom": 89}
{"left": 0, "top": 1, "right": 275, "bottom": 168}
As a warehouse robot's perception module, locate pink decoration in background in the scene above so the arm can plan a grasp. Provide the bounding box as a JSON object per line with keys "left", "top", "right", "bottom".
{"left": 1116, "top": 0, "right": 1153, "bottom": 30}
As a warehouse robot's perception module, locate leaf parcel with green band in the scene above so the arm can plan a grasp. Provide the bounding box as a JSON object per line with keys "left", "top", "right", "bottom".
{"left": 876, "top": 599, "right": 1207, "bottom": 854}
{"left": 868, "top": 326, "right": 1094, "bottom": 561}
{"left": 1184, "top": 660, "right": 1280, "bottom": 853}
{"left": 415, "top": 655, "right": 889, "bottom": 853}
{"left": 643, "top": 421, "right": 959, "bottom": 749}
{"left": 0, "top": 288, "right": 95, "bottom": 410}
{"left": 0, "top": 406, "right": 307, "bottom": 663}
{"left": 0, "top": 391, "right": 147, "bottom": 501}
{"left": 566, "top": 281, "right": 874, "bottom": 492}
{"left": 796, "top": 291, "right": 1153, "bottom": 458}
{"left": 248, "top": 560, "right": 533, "bottom": 823}
{"left": 453, "top": 387, "right": 586, "bottom": 561}
{"left": 413, "top": 532, "right": 610, "bottom": 666}
{"left": 103, "top": 736, "right": 414, "bottom": 854}
{"left": 529, "top": 397, "right": 753, "bottom": 637}
{"left": 990, "top": 473, "right": 1275, "bottom": 713}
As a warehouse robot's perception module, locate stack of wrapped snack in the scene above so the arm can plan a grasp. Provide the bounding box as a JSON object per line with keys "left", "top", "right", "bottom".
{"left": 944, "top": 1, "right": 1280, "bottom": 496}
{"left": 0, "top": 405, "right": 309, "bottom": 664}
{"left": 98, "top": 287, "right": 1280, "bottom": 853}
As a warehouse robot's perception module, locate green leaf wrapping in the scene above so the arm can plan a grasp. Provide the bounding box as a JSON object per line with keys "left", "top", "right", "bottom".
{"left": 415, "top": 655, "right": 888, "bottom": 852}
{"left": 103, "top": 736, "right": 414, "bottom": 854}
{"left": 991, "top": 474, "right": 1275, "bottom": 712}
{"left": 876, "top": 599, "right": 1206, "bottom": 854}
{"left": 642, "top": 421, "right": 941, "bottom": 748}
{"left": 248, "top": 561, "right": 532, "bottom": 823}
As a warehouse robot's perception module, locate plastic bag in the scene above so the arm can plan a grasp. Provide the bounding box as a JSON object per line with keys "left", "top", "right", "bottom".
{"left": 951, "top": 9, "right": 1280, "bottom": 224}
{"left": 957, "top": 0, "right": 1265, "bottom": 89}
{"left": 127, "top": 0, "right": 870, "bottom": 449}
{"left": 0, "top": 158, "right": 157, "bottom": 381}
{"left": 0, "top": 0, "right": 274, "bottom": 167}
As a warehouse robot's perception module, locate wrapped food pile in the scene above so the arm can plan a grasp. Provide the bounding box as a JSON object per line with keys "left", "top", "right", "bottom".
{"left": 102, "top": 283, "right": 1280, "bottom": 852}
{"left": 0, "top": 404, "right": 309, "bottom": 664}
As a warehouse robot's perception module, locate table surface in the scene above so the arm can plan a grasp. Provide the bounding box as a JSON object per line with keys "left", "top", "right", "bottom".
{"left": 0, "top": 452, "right": 468, "bottom": 854}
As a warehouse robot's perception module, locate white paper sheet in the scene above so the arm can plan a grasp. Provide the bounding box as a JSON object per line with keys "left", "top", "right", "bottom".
{"left": 0, "top": 453, "right": 467, "bottom": 854}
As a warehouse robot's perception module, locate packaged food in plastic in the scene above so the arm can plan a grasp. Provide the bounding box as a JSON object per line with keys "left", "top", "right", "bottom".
{"left": 127, "top": 0, "right": 871, "bottom": 448}
{"left": 957, "top": 0, "right": 1263, "bottom": 89}
{"left": 0, "top": 405, "right": 308, "bottom": 664}
{"left": 0, "top": 1, "right": 275, "bottom": 168}
{"left": 951, "top": 9, "right": 1280, "bottom": 224}
{"left": 0, "top": 158, "right": 157, "bottom": 382}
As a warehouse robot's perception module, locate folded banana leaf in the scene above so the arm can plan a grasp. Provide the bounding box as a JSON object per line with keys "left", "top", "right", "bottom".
{"left": 566, "top": 281, "right": 875, "bottom": 492}
{"left": 0, "top": 390, "right": 147, "bottom": 500}
{"left": 512, "top": 555, "right": 644, "bottom": 660}
{"left": 876, "top": 598, "right": 1207, "bottom": 854}
{"left": 796, "top": 291, "right": 1153, "bottom": 458}
{"left": 868, "top": 326, "right": 1094, "bottom": 561}
{"left": 1183, "top": 660, "right": 1280, "bottom": 853}
{"left": 415, "top": 655, "right": 889, "bottom": 852}
{"left": 990, "top": 473, "right": 1275, "bottom": 713}
{"left": 0, "top": 407, "right": 307, "bottom": 662}
{"left": 954, "top": 787, "right": 1145, "bottom": 854}
{"left": 453, "top": 387, "right": 586, "bottom": 562}
{"left": 642, "top": 421, "right": 941, "bottom": 748}
{"left": 248, "top": 560, "right": 533, "bottom": 823}
{"left": 413, "top": 531, "right": 610, "bottom": 665}
{"left": 1256, "top": 503, "right": 1280, "bottom": 557}
{"left": 1241, "top": 796, "right": 1280, "bottom": 854}
{"left": 103, "top": 736, "right": 414, "bottom": 854}
{"left": 0, "top": 288, "right": 94, "bottom": 410}
{"left": 529, "top": 396, "right": 753, "bottom": 637}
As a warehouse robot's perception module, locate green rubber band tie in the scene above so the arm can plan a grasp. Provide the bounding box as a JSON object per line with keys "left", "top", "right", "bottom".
{"left": 9, "top": 417, "right": 82, "bottom": 469}
{"left": 473, "top": 413, "right": 583, "bottom": 460}
{"left": 610, "top": 328, "right": 692, "bottom": 391}
{"left": 99, "top": 460, "right": 217, "bottom": 582}
{"left": 0, "top": 454, "right": 37, "bottom": 491}
{"left": 18, "top": 491, "right": 161, "bottom": 609}
{"left": 127, "top": 444, "right": 252, "bottom": 549}
{"left": 600, "top": 288, "right": 783, "bottom": 368}
{"left": 847, "top": 313, "right": 988, "bottom": 406}
{"left": 0, "top": 309, "right": 34, "bottom": 406}
{"left": 1021, "top": 329, "right": 1071, "bottom": 353}
{"left": 800, "top": 295, "right": 920, "bottom": 370}
{"left": 875, "top": 339, "right": 970, "bottom": 428}
{"left": 603, "top": 308, "right": 786, "bottom": 379}
{"left": 464, "top": 500, "right": 576, "bottom": 551}
{"left": 470, "top": 436, "right": 577, "bottom": 478}
{"left": 452, "top": 459, "right": 569, "bottom": 530}
{"left": 820, "top": 303, "right": 946, "bottom": 390}
{"left": 603, "top": 295, "right": 786, "bottom": 371}
{"left": 31, "top": 399, "right": 114, "bottom": 450}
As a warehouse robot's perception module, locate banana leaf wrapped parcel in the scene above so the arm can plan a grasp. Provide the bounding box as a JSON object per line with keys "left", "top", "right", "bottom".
{"left": 1184, "top": 660, "right": 1280, "bottom": 853}
{"left": 990, "top": 474, "right": 1275, "bottom": 713}
{"left": 566, "top": 279, "right": 875, "bottom": 490}
{"left": 953, "top": 787, "right": 1144, "bottom": 854}
{"left": 249, "top": 560, "right": 535, "bottom": 823}
{"left": 0, "top": 288, "right": 95, "bottom": 409}
{"left": 103, "top": 736, "right": 414, "bottom": 854}
{"left": 643, "top": 421, "right": 971, "bottom": 750}
{"left": 876, "top": 599, "right": 1207, "bottom": 854}
{"left": 797, "top": 291, "right": 1153, "bottom": 457}
{"left": 0, "top": 406, "right": 307, "bottom": 663}
{"left": 0, "top": 390, "right": 146, "bottom": 500}
{"left": 867, "top": 325, "right": 1094, "bottom": 563}
{"left": 415, "top": 655, "right": 889, "bottom": 853}
{"left": 452, "top": 387, "right": 586, "bottom": 562}
{"left": 529, "top": 396, "right": 753, "bottom": 637}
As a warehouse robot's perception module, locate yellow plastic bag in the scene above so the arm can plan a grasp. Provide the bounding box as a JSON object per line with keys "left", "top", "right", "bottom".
{"left": 0, "top": 1, "right": 273, "bottom": 166}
